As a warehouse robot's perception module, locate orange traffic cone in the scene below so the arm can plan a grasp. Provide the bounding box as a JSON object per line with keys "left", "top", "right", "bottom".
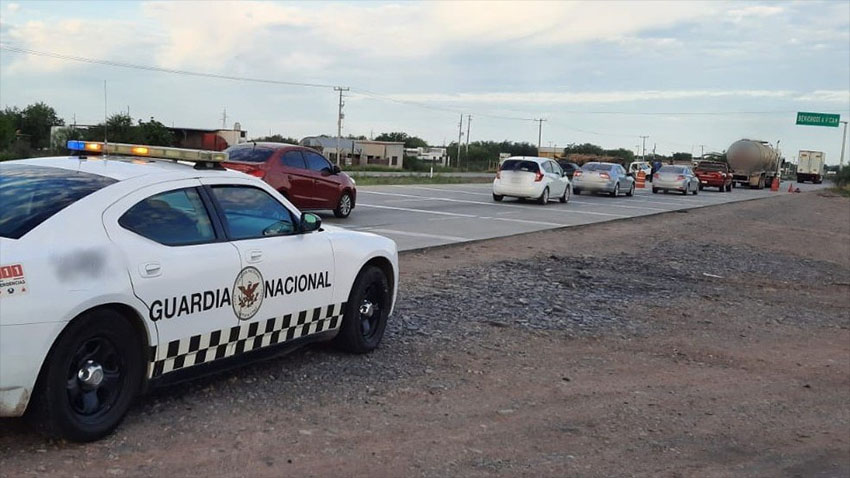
{"left": 770, "top": 176, "right": 780, "bottom": 191}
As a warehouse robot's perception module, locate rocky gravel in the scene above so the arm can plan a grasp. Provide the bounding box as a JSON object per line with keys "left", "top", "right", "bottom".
{"left": 1, "top": 192, "right": 848, "bottom": 478}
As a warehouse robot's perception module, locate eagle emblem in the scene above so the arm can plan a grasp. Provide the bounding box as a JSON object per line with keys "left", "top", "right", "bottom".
{"left": 232, "top": 267, "right": 264, "bottom": 320}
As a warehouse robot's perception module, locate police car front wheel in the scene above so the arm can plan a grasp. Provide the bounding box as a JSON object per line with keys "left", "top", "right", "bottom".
{"left": 29, "top": 309, "right": 144, "bottom": 442}
{"left": 334, "top": 266, "right": 390, "bottom": 353}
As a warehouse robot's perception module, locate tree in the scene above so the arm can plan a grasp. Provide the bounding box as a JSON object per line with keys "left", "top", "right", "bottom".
{"left": 564, "top": 143, "right": 605, "bottom": 156}
{"left": 0, "top": 107, "right": 21, "bottom": 150}
{"left": 672, "top": 152, "right": 693, "bottom": 162}
{"left": 20, "top": 102, "right": 64, "bottom": 149}
{"left": 138, "top": 117, "right": 176, "bottom": 146}
{"left": 374, "top": 131, "right": 428, "bottom": 149}
{"left": 249, "top": 134, "right": 299, "bottom": 144}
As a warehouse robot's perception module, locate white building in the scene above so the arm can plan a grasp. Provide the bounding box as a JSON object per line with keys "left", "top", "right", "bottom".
{"left": 405, "top": 146, "right": 449, "bottom": 167}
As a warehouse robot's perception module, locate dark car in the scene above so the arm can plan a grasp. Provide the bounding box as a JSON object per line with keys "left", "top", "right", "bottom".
{"left": 223, "top": 142, "right": 356, "bottom": 218}
{"left": 557, "top": 161, "right": 581, "bottom": 179}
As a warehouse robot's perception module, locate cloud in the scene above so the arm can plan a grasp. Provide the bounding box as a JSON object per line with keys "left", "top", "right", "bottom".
{"left": 2, "top": 19, "right": 159, "bottom": 73}
{"left": 5, "top": 3, "right": 20, "bottom": 13}
{"left": 727, "top": 5, "right": 784, "bottom": 21}
{"left": 794, "top": 90, "right": 850, "bottom": 103}
{"left": 376, "top": 89, "right": 799, "bottom": 105}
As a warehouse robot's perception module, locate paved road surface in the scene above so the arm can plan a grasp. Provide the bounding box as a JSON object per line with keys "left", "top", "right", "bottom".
{"left": 321, "top": 181, "right": 829, "bottom": 251}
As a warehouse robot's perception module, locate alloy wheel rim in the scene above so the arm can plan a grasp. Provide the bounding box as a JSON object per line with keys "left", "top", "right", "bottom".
{"left": 340, "top": 194, "right": 351, "bottom": 215}
{"left": 359, "top": 284, "right": 384, "bottom": 340}
{"left": 66, "top": 337, "right": 123, "bottom": 417}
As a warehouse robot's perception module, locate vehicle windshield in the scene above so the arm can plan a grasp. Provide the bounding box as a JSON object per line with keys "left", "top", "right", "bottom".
{"left": 224, "top": 146, "right": 275, "bottom": 163}
{"left": 0, "top": 164, "right": 117, "bottom": 239}
{"left": 659, "top": 166, "right": 685, "bottom": 174}
{"left": 583, "top": 163, "right": 614, "bottom": 171}
{"left": 696, "top": 162, "right": 727, "bottom": 171}
{"left": 500, "top": 160, "right": 539, "bottom": 172}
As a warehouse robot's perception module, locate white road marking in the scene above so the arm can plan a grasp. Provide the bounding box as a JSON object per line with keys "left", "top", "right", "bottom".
{"left": 360, "top": 190, "right": 627, "bottom": 217}
{"left": 357, "top": 203, "right": 565, "bottom": 226}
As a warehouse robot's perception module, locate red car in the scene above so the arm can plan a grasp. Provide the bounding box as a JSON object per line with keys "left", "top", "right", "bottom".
{"left": 223, "top": 142, "right": 356, "bottom": 218}
{"left": 694, "top": 161, "right": 733, "bottom": 192}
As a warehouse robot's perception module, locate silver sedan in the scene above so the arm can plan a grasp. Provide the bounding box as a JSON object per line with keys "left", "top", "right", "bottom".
{"left": 572, "top": 162, "right": 635, "bottom": 197}
{"left": 652, "top": 165, "right": 699, "bottom": 195}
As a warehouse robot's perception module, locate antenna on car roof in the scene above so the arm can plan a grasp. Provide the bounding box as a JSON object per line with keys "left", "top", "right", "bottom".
{"left": 103, "top": 80, "right": 109, "bottom": 159}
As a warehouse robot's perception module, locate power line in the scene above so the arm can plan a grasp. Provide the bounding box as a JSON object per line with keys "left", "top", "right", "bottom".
{"left": 0, "top": 44, "right": 339, "bottom": 89}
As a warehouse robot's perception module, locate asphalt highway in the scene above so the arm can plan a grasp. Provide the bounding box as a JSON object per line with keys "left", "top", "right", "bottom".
{"left": 321, "top": 180, "right": 829, "bottom": 251}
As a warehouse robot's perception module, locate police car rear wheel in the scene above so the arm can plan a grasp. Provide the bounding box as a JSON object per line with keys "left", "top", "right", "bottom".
{"left": 335, "top": 266, "right": 390, "bottom": 353}
{"left": 30, "top": 310, "right": 143, "bottom": 442}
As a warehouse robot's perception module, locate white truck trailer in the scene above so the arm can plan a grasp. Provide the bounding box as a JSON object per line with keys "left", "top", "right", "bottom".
{"left": 797, "top": 150, "right": 825, "bottom": 184}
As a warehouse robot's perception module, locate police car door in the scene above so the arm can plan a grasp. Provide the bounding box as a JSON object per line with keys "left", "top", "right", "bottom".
{"left": 102, "top": 180, "right": 243, "bottom": 379}
{"left": 201, "top": 178, "right": 337, "bottom": 350}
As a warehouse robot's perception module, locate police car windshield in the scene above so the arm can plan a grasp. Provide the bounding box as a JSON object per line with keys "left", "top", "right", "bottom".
{"left": 0, "top": 164, "right": 117, "bottom": 239}
{"left": 225, "top": 145, "right": 275, "bottom": 163}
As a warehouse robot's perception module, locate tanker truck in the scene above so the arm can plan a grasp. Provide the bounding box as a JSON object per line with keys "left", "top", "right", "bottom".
{"left": 726, "top": 139, "right": 781, "bottom": 189}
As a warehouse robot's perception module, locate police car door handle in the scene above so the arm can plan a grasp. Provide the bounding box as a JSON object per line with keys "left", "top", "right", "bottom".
{"left": 247, "top": 250, "right": 263, "bottom": 263}
{"left": 140, "top": 262, "right": 162, "bottom": 278}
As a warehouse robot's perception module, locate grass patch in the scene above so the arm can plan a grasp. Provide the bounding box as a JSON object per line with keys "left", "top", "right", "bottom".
{"left": 354, "top": 175, "right": 493, "bottom": 186}
{"left": 827, "top": 185, "right": 850, "bottom": 198}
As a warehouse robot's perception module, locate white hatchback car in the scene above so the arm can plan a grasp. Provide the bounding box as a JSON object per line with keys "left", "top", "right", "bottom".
{"left": 0, "top": 141, "right": 398, "bottom": 441}
{"left": 492, "top": 156, "right": 571, "bottom": 204}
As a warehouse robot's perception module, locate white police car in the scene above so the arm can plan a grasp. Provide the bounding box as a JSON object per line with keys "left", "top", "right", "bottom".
{"left": 0, "top": 141, "right": 398, "bottom": 441}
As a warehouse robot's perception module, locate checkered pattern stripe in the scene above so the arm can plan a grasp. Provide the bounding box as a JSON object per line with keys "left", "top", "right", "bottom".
{"left": 148, "top": 302, "right": 346, "bottom": 378}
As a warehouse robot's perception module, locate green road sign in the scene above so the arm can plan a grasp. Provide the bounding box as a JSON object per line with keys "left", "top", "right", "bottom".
{"left": 796, "top": 112, "right": 840, "bottom": 127}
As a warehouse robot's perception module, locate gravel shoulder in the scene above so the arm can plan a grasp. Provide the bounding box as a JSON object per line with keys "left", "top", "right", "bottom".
{"left": 1, "top": 191, "right": 848, "bottom": 477}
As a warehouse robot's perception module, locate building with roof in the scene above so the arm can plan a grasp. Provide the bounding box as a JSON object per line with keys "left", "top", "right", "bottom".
{"left": 301, "top": 136, "right": 405, "bottom": 169}
{"left": 405, "top": 146, "right": 449, "bottom": 167}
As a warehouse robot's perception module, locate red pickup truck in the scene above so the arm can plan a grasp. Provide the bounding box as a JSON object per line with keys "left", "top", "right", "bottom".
{"left": 694, "top": 161, "right": 733, "bottom": 192}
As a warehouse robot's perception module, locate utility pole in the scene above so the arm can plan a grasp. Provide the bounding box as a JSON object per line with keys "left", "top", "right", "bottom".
{"left": 840, "top": 121, "right": 848, "bottom": 171}
{"left": 465, "top": 114, "right": 472, "bottom": 160}
{"left": 221, "top": 108, "right": 227, "bottom": 129}
{"left": 457, "top": 114, "right": 463, "bottom": 169}
{"left": 334, "top": 87, "right": 349, "bottom": 166}
{"left": 535, "top": 118, "right": 546, "bottom": 152}
{"left": 639, "top": 135, "right": 649, "bottom": 161}
{"left": 700, "top": 144, "right": 705, "bottom": 159}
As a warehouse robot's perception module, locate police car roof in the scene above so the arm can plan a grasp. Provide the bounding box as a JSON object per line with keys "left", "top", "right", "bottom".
{"left": 8, "top": 155, "right": 245, "bottom": 181}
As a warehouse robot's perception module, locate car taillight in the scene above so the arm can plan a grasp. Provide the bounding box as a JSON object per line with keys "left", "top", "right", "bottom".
{"left": 248, "top": 169, "right": 265, "bottom": 178}
{"left": 535, "top": 170, "right": 544, "bottom": 182}
{"left": 573, "top": 170, "right": 582, "bottom": 177}
{"left": 677, "top": 175, "right": 686, "bottom": 180}
{"left": 599, "top": 172, "right": 610, "bottom": 179}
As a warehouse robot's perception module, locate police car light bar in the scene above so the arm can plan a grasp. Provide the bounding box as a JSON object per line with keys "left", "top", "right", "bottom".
{"left": 67, "top": 141, "right": 228, "bottom": 163}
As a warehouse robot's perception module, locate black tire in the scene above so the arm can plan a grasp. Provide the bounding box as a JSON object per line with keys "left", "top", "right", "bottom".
{"left": 699, "top": 183, "right": 704, "bottom": 191}
{"left": 537, "top": 187, "right": 549, "bottom": 205}
{"left": 492, "top": 194, "right": 504, "bottom": 202}
{"left": 573, "top": 189, "right": 581, "bottom": 195}
{"left": 692, "top": 186, "right": 698, "bottom": 195}
{"left": 559, "top": 185, "right": 570, "bottom": 203}
{"left": 626, "top": 183, "right": 634, "bottom": 197}
{"left": 652, "top": 187, "right": 659, "bottom": 194}
{"left": 333, "top": 192, "right": 353, "bottom": 218}
{"left": 334, "top": 266, "right": 390, "bottom": 354}
{"left": 28, "top": 310, "right": 144, "bottom": 442}
{"left": 610, "top": 184, "right": 619, "bottom": 197}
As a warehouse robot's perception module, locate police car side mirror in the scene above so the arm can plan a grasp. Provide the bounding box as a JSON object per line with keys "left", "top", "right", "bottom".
{"left": 300, "top": 212, "right": 322, "bottom": 233}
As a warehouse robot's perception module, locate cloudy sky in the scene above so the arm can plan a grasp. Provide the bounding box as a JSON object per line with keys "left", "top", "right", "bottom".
{"left": 1, "top": 0, "right": 848, "bottom": 163}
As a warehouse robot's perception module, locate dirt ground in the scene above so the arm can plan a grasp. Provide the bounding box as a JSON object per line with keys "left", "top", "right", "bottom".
{"left": 1, "top": 191, "right": 848, "bottom": 478}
